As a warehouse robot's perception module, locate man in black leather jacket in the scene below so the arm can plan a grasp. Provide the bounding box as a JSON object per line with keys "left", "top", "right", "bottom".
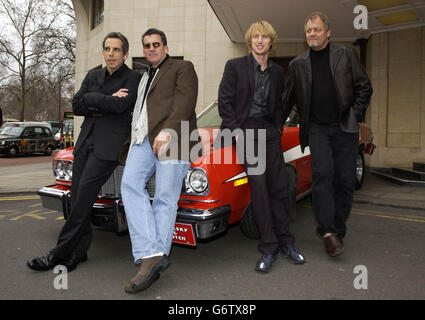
{"left": 282, "top": 12, "right": 372, "bottom": 257}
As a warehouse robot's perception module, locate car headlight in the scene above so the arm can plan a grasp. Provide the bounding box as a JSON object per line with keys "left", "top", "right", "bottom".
{"left": 1, "top": 141, "right": 5, "bottom": 146}
{"left": 65, "top": 162, "right": 73, "bottom": 180}
{"left": 184, "top": 168, "right": 209, "bottom": 195}
{"left": 53, "top": 160, "right": 73, "bottom": 181}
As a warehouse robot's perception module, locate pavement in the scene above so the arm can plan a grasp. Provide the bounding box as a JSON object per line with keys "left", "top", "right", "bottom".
{"left": 1, "top": 158, "right": 425, "bottom": 211}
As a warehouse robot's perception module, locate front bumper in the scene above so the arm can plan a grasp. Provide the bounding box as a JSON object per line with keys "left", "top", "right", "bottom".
{"left": 0, "top": 146, "right": 9, "bottom": 154}
{"left": 38, "top": 186, "right": 71, "bottom": 219}
{"left": 37, "top": 186, "right": 230, "bottom": 245}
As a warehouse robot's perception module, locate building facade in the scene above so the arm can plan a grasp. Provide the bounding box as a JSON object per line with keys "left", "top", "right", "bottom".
{"left": 71, "top": 0, "right": 425, "bottom": 169}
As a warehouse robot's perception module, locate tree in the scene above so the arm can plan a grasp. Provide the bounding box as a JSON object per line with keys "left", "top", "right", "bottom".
{"left": 0, "top": 0, "right": 75, "bottom": 121}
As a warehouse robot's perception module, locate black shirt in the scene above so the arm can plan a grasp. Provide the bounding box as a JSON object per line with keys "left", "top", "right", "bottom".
{"left": 248, "top": 54, "right": 271, "bottom": 118}
{"left": 309, "top": 44, "right": 340, "bottom": 124}
{"left": 104, "top": 63, "right": 127, "bottom": 84}
{"left": 142, "top": 54, "right": 170, "bottom": 107}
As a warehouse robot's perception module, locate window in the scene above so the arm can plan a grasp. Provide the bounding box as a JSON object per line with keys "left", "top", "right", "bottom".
{"left": 91, "top": 0, "right": 104, "bottom": 30}
{"left": 34, "top": 127, "right": 44, "bottom": 138}
{"left": 22, "top": 127, "right": 35, "bottom": 138}
{"left": 43, "top": 127, "right": 52, "bottom": 138}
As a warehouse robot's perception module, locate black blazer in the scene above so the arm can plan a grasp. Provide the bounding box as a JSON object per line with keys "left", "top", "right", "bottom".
{"left": 72, "top": 64, "right": 141, "bottom": 161}
{"left": 216, "top": 55, "right": 285, "bottom": 146}
{"left": 282, "top": 43, "right": 373, "bottom": 152}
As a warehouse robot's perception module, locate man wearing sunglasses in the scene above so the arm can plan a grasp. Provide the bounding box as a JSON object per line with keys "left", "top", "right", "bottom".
{"left": 121, "top": 28, "right": 199, "bottom": 293}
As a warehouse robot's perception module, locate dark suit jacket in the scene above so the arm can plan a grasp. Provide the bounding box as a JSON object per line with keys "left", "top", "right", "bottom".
{"left": 72, "top": 64, "right": 141, "bottom": 161}
{"left": 145, "top": 57, "right": 199, "bottom": 161}
{"left": 282, "top": 43, "right": 373, "bottom": 152}
{"left": 216, "top": 54, "right": 285, "bottom": 146}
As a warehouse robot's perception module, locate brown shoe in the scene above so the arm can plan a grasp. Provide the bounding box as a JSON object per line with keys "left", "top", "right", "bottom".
{"left": 323, "top": 234, "right": 344, "bottom": 257}
{"left": 124, "top": 255, "right": 171, "bottom": 294}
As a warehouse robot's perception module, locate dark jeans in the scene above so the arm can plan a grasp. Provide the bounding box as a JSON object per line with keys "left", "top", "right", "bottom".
{"left": 308, "top": 122, "right": 359, "bottom": 238}
{"left": 239, "top": 118, "right": 294, "bottom": 255}
{"left": 50, "top": 132, "right": 118, "bottom": 260}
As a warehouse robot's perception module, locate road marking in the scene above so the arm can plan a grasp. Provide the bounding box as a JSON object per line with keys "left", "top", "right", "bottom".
{"left": 0, "top": 210, "right": 19, "bottom": 220}
{"left": 300, "top": 204, "right": 425, "bottom": 224}
{"left": 9, "top": 209, "right": 57, "bottom": 221}
{"left": 353, "top": 210, "right": 425, "bottom": 223}
{"left": 0, "top": 195, "right": 39, "bottom": 201}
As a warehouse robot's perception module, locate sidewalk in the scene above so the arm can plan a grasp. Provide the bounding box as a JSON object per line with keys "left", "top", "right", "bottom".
{"left": 354, "top": 170, "right": 425, "bottom": 211}
{"left": 1, "top": 161, "right": 425, "bottom": 211}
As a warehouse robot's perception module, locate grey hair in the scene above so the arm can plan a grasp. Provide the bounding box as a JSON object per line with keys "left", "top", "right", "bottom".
{"left": 304, "top": 12, "right": 331, "bottom": 32}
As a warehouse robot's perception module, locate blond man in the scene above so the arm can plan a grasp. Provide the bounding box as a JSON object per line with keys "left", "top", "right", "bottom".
{"left": 216, "top": 21, "right": 305, "bottom": 273}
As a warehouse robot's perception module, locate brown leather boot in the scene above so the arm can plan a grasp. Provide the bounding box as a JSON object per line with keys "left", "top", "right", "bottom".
{"left": 124, "top": 255, "right": 170, "bottom": 293}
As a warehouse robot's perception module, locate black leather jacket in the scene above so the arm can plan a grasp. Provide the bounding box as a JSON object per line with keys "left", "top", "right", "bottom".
{"left": 282, "top": 43, "right": 373, "bottom": 152}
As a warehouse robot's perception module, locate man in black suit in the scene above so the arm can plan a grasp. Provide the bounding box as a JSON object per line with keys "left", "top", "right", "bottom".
{"left": 282, "top": 13, "right": 372, "bottom": 257}
{"left": 216, "top": 21, "right": 305, "bottom": 273}
{"left": 27, "top": 32, "right": 141, "bottom": 272}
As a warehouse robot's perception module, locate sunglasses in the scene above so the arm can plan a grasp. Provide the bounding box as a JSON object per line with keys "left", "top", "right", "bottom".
{"left": 143, "top": 42, "right": 161, "bottom": 49}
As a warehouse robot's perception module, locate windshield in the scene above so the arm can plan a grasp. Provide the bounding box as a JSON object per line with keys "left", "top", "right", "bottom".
{"left": 284, "top": 106, "right": 299, "bottom": 127}
{"left": 196, "top": 102, "right": 300, "bottom": 128}
{"left": 197, "top": 102, "right": 222, "bottom": 128}
{"left": 0, "top": 125, "right": 23, "bottom": 137}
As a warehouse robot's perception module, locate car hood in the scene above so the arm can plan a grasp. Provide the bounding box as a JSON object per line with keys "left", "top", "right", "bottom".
{"left": 0, "top": 135, "right": 18, "bottom": 140}
{"left": 54, "top": 147, "right": 74, "bottom": 161}
{"left": 54, "top": 128, "right": 219, "bottom": 161}
{"left": 198, "top": 127, "right": 219, "bottom": 153}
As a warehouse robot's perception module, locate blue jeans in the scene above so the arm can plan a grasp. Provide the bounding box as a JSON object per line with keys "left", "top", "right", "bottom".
{"left": 121, "top": 138, "right": 190, "bottom": 262}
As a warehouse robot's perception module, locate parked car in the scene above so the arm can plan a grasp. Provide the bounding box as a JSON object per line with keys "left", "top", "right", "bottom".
{"left": 0, "top": 122, "right": 56, "bottom": 157}
{"left": 38, "top": 102, "right": 375, "bottom": 245}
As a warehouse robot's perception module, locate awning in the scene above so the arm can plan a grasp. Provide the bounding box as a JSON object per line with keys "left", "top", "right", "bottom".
{"left": 208, "top": 0, "right": 425, "bottom": 43}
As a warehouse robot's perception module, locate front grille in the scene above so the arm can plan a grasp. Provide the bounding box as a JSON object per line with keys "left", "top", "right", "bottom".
{"left": 99, "top": 165, "right": 156, "bottom": 198}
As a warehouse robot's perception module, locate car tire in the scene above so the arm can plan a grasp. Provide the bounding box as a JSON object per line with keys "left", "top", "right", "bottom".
{"left": 8, "top": 147, "right": 17, "bottom": 158}
{"left": 355, "top": 153, "right": 365, "bottom": 190}
{"left": 45, "top": 145, "right": 53, "bottom": 156}
{"left": 240, "top": 204, "right": 260, "bottom": 240}
{"left": 285, "top": 165, "right": 298, "bottom": 222}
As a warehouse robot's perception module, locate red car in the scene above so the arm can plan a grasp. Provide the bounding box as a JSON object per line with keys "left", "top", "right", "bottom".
{"left": 38, "top": 102, "right": 374, "bottom": 245}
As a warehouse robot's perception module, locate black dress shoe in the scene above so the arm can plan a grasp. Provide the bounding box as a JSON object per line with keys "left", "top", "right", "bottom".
{"left": 255, "top": 254, "right": 277, "bottom": 273}
{"left": 27, "top": 253, "right": 60, "bottom": 271}
{"left": 279, "top": 244, "right": 306, "bottom": 264}
{"left": 63, "top": 252, "right": 88, "bottom": 273}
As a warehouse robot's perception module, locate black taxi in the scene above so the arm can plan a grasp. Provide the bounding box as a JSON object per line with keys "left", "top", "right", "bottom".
{"left": 0, "top": 122, "right": 56, "bottom": 157}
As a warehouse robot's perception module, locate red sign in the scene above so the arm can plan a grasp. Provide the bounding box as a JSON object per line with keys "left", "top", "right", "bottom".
{"left": 172, "top": 223, "right": 196, "bottom": 246}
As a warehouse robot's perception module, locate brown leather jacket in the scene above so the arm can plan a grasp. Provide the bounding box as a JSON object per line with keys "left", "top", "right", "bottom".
{"left": 282, "top": 43, "right": 373, "bottom": 152}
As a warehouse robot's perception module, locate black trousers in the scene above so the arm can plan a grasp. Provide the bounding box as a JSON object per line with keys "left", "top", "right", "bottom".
{"left": 308, "top": 122, "right": 359, "bottom": 238}
{"left": 239, "top": 118, "right": 294, "bottom": 255}
{"left": 50, "top": 132, "right": 118, "bottom": 260}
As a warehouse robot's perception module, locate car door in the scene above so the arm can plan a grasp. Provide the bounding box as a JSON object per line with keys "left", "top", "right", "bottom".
{"left": 20, "top": 127, "right": 36, "bottom": 154}
{"left": 33, "top": 127, "right": 45, "bottom": 153}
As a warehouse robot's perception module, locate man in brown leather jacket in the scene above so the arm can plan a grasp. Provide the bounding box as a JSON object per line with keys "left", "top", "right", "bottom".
{"left": 282, "top": 12, "right": 372, "bottom": 257}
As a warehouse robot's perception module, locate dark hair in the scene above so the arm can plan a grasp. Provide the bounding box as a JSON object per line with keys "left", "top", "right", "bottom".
{"left": 102, "top": 32, "right": 129, "bottom": 55}
{"left": 142, "top": 28, "right": 167, "bottom": 46}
